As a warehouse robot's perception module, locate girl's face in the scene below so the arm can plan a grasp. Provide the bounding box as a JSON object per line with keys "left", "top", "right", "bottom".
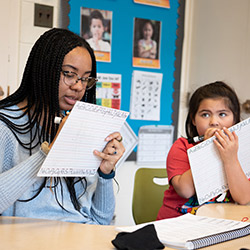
{"left": 143, "top": 23, "right": 153, "bottom": 40}
{"left": 192, "top": 98, "right": 235, "bottom": 136}
{"left": 90, "top": 18, "right": 104, "bottom": 40}
{"left": 59, "top": 46, "right": 92, "bottom": 111}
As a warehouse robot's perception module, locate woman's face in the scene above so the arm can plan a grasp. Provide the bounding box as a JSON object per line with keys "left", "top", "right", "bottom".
{"left": 58, "top": 46, "right": 92, "bottom": 111}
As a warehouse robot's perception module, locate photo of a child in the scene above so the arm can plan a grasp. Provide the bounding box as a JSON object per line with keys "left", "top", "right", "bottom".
{"left": 133, "top": 18, "right": 160, "bottom": 59}
{"left": 81, "top": 8, "right": 112, "bottom": 60}
{"left": 137, "top": 20, "right": 157, "bottom": 59}
{"left": 133, "top": 18, "right": 161, "bottom": 68}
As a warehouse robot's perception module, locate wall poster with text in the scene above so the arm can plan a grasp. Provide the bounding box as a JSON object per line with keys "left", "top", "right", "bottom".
{"left": 96, "top": 73, "right": 121, "bottom": 110}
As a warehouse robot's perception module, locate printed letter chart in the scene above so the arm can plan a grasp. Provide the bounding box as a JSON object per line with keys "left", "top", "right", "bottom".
{"left": 38, "top": 101, "right": 129, "bottom": 177}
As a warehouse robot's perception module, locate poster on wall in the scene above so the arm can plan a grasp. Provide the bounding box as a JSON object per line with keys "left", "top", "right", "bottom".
{"left": 133, "top": 0, "right": 170, "bottom": 8}
{"left": 96, "top": 73, "right": 121, "bottom": 109}
{"left": 132, "top": 18, "right": 161, "bottom": 69}
{"left": 130, "top": 70, "right": 162, "bottom": 121}
{"left": 81, "top": 7, "right": 112, "bottom": 62}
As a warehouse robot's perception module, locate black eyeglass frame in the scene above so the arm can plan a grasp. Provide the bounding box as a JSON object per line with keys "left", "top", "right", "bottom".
{"left": 61, "top": 70, "right": 98, "bottom": 90}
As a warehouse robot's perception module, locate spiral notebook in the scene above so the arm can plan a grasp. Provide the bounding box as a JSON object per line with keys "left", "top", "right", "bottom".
{"left": 116, "top": 213, "right": 250, "bottom": 249}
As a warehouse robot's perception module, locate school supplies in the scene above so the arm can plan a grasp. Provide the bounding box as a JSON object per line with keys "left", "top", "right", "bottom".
{"left": 187, "top": 135, "right": 204, "bottom": 144}
{"left": 187, "top": 117, "right": 250, "bottom": 205}
{"left": 38, "top": 101, "right": 129, "bottom": 177}
{"left": 116, "top": 213, "right": 250, "bottom": 249}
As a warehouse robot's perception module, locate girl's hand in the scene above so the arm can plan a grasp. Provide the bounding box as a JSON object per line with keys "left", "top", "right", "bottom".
{"left": 213, "top": 127, "right": 239, "bottom": 165}
{"left": 204, "top": 127, "right": 220, "bottom": 140}
{"left": 94, "top": 132, "right": 125, "bottom": 174}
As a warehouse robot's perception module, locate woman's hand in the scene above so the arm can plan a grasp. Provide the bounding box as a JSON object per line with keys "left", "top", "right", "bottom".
{"left": 94, "top": 132, "right": 125, "bottom": 174}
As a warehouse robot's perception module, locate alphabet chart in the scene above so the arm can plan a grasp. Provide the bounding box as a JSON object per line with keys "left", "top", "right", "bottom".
{"left": 38, "top": 101, "right": 129, "bottom": 177}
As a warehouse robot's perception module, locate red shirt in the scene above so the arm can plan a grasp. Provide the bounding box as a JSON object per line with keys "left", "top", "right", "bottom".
{"left": 157, "top": 137, "right": 194, "bottom": 219}
{"left": 157, "top": 137, "right": 232, "bottom": 220}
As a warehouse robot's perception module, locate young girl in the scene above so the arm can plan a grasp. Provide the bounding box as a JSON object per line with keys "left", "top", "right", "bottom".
{"left": 0, "top": 28, "right": 124, "bottom": 224}
{"left": 137, "top": 20, "right": 157, "bottom": 59}
{"left": 157, "top": 81, "right": 250, "bottom": 219}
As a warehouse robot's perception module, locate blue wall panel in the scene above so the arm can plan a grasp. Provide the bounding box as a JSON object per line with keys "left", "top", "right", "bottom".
{"left": 68, "top": 0, "right": 179, "bottom": 138}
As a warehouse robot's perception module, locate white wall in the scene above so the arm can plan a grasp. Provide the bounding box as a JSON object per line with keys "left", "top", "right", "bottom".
{"left": 178, "top": 0, "right": 250, "bottom": 138}
{"left": 0, "top": 0, "right": 20, "bottom": 98}
{"left": 18, "top": 0, "right": 60, "bottom": 85}
{"left": 0, "top": 0, "right": 60, "bottom": 98}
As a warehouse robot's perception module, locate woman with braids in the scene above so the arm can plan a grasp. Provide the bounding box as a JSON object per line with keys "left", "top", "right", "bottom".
{"left": 0, "top": 28, "right": 124, "bottom": 224}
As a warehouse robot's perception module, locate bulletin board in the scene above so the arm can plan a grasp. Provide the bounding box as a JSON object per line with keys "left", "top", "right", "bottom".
{"left": 66, "top": 0, "right": 185, "bottom": 159}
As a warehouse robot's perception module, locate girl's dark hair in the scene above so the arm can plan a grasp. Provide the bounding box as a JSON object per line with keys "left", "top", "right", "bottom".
{"left": 185, "top": 81, "right": 241, "bottom": 138}
{"left": 0, "top": 28, "right": 97, "bottom": 212}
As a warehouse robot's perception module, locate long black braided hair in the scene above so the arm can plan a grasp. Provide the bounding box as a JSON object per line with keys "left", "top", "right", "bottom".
{"left": 0, "top": 28, "right": 97, "bottom": 212}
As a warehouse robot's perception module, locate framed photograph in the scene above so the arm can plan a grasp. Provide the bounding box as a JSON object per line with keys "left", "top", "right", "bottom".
{"left": 81, "top": 7, "right": 112, "bottom": 62}
{"left": 133, "top": 18, "right": 161, "bottom": 69}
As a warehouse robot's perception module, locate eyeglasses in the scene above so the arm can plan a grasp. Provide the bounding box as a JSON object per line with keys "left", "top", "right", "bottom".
{"left": 61, "top": 70, "right": 97, "bottom": 90}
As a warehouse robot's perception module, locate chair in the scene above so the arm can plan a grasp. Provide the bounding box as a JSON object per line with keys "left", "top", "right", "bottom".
{"left": 132, "top": 168, "right": 169, "bottom": 225}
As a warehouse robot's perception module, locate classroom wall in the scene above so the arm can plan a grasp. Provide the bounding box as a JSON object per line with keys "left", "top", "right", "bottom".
{"left": 0, "top": 0, "right": 60, "bottom": 98}
{"left": 68, "top": 0, "right": 181, "bottom": 145}
{"left": 178, "top": 0, "right": 250, "bottom": 138}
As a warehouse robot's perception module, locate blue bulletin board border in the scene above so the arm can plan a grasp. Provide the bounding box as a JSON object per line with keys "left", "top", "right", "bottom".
{"left": 64, "top": 0, "right": 185, "bottom": 159}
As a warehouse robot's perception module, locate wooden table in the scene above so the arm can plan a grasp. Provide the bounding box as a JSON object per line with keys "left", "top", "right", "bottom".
{"left": 0, "top": 214, "right": 250, "bottom": 250}
{"left": 0, "top": 216, "right": 115, "bottom": 250}
{"left": 196, "top": 202, "right": 250, "bottom": 222}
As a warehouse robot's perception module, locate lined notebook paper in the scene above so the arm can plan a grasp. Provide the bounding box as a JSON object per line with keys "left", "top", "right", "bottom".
{"left": 187, "top": 117, "right": 250, "bottom": 205}
{"left": 116, "top": 213, "right": 250, "bottom": 249}
{"left": 38, "top": 101, "right": 129, "bottom": 177}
